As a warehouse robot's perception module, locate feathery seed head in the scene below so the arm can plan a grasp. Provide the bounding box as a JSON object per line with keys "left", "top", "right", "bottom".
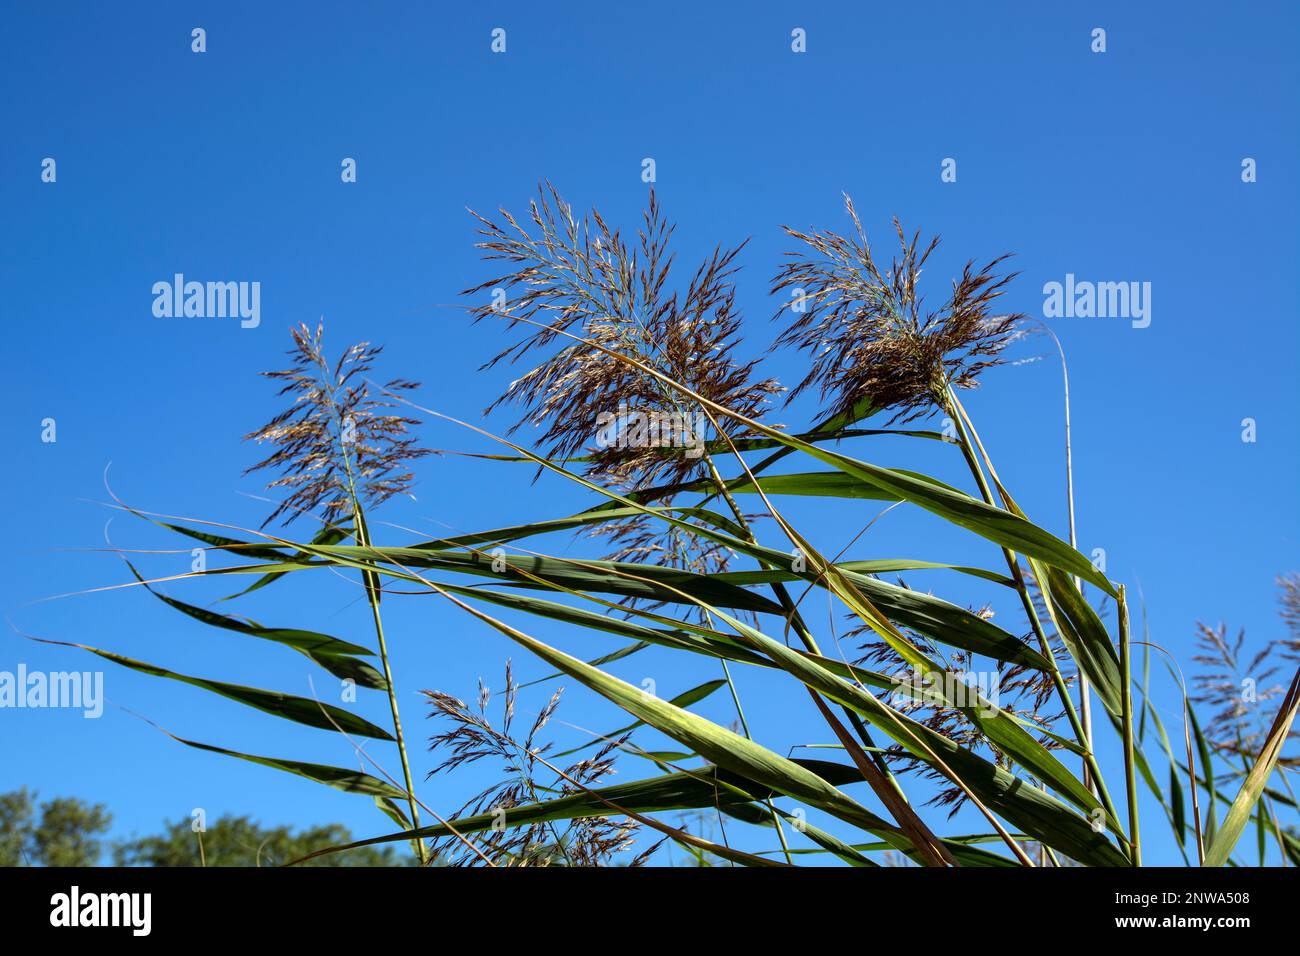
{"left": 464, "top": 184, "right": 782, "bottom": 488}
{"left": 772, "top": 195, "right": 1025, "bottom": 424}
{"left": 244, "top": 320, "right": 430, "bottom": 527}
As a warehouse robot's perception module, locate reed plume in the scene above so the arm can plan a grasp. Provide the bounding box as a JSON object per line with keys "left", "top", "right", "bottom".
{"left": 772, "top": 195, "right": 1024, "bottom": 424}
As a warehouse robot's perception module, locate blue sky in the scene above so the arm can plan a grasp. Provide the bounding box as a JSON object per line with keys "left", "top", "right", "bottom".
{"left": 1, "top": 1, "right": 1296, "bottom": 865}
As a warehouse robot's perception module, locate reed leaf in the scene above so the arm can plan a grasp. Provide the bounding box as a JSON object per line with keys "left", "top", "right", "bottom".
{"left": 1204, "top": 665, "right": 1300, "bottom": 867}
{"left": 35, "top": 637, "right": 393, "bottom": 740}
{"left": 124, "top": 563, "right": 387, "bottom": 689}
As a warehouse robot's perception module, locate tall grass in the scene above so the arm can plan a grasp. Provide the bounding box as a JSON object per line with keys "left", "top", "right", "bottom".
{"left": 65, "top": 189, "right": 1299, "bottom": 866}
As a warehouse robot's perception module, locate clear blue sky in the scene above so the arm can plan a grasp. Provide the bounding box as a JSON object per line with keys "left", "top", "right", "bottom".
{"left": 2, "top": 1, "right": 1296, "bottom": 865}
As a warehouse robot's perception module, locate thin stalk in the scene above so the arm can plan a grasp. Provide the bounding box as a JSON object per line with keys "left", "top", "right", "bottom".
{"left": 1043, "top": 323, "right": 1096, "bottom": 792}
{"left": 720, "top": 655, "right": 793, "bottom": 864}
{"left": 1262, "top": 796, "right": 1288, "bottom": 866}
{"left": 335, "top": 427, "right": 427, "bottom": 865}
{"left": 352, "top": 506, "right": 427, "bottom": 864}
{"left": 1118, "top": 585, "right": 1140, "bottom": 865}
{"left": 700, "top": 416, "right": 1031, "bottom": 866}
{"left": 806, "top": 689, "right": 956, "bottom": 867}
{"left": 300, "top": 345, "right": 427, "bottom": 864}
{"left": 701, "top": 454, "right": 909, "bottom": 804}
{"left": 944, "top": 389, "right": 1125, "bottom": 846}
{"left": 1180, "top": 692, "right": 1206, "bottom": 865}
{"left": 699, "top": 447, "right": 934, "bottom": 859}
{"left": 673, "top": 451, "right": 791, "bottom": 862}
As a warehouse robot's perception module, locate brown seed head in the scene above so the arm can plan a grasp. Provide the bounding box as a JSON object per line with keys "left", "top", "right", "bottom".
{"left": 244, "top": 321, "right": 430, "bottom": 527}
{"left": 771, "top": 194, "right": 1025, "bottom": 424}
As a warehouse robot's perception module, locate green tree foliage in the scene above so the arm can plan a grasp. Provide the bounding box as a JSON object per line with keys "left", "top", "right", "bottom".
{"left": 113, "top": 814, "right": 405, "bottom": 867}
{"left": 0, "top": 789, "right": 35, "bottom": 866}
{"left": 0, "top": 788, "right": 111, "bottom": 866}
{"left": 0, "top": 790, "right": 402, "bottom": 867}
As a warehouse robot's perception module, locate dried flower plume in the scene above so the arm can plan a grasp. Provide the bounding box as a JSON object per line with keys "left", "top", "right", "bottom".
{"left": 424, "top": 662, "right": 646, "bottom": 866}
{"left": 772, "top": 195, "right": 1025, "bottom": 424}
{"left": 1191, "top": 621, "right": 1293, "bottom": 768}
{"left": 463, "top": 184, "right": 782, "bottom": 489}
{"left": 1280, "top": 572, "right": 1300, "bottom": 662}
{"left": 244, "top": 321, "right": 430, "bottom": 526}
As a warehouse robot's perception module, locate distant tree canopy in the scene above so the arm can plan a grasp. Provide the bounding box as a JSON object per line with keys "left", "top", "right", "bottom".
{"left": 0, "top": 788, "right": 111, "bottom": 867}
{"left": 113, "top": 815, "right": 404, "bottom": 867}
{"left": 0, "top": 789, "right": 403, "bottom": 867}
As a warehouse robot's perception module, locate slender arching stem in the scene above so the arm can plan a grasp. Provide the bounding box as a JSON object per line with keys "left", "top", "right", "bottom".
{"left": 1118, "top": 585, "right": 1141, "bottom": 865}
{"left": 320, "top": 356, "right": 427, "bottom": 866}
{"left": 1033, "top": 320, "right": 1096, "bottom": 796}
{"left": 943, "top": 387, "right": 1126, "bottom": 853}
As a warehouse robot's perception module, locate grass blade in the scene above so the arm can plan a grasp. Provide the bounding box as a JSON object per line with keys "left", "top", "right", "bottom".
{"left": 34, "top": 636, "right": 394, "bottom": 740}
{"left": 1203, "top": 665, "right": 1300, "bottom": 867}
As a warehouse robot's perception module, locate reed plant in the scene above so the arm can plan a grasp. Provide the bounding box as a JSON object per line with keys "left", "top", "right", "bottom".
{"left": 66, "top": 189, "right": 1298, "bottom": 867}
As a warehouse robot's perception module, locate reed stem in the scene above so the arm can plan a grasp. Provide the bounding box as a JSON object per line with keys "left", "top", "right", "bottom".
{"left": 1118, "top": 584, "right": 1141, "bottom": 866}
